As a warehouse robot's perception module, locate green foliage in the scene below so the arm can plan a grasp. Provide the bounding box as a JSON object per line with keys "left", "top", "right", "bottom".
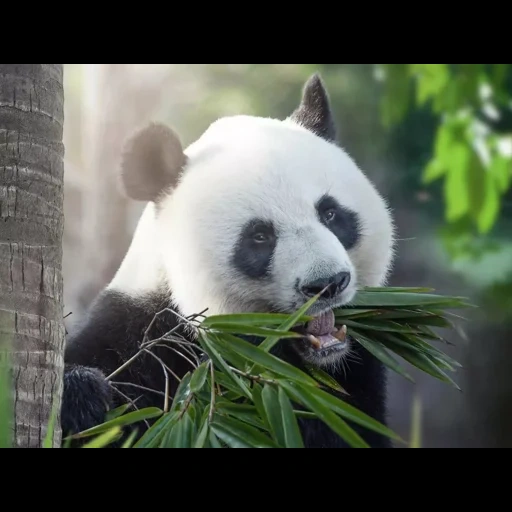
{"left": 377, "top": 64, "right": 512, "bottom": 259}
{"left": 60, "top": 286, "right": 470, "bottom": 449}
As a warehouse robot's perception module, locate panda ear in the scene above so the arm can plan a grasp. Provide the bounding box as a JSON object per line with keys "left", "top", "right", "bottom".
{"left": 289, "top": 73, "right": 337, "bottom": 143}
{"left": 120, "top": 122, "right": 186, "bottom": 202}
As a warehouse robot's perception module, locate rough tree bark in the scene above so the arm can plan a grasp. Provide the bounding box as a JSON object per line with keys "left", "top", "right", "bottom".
{"left": 0, "top": 64, "right": 65, "bottom": 448}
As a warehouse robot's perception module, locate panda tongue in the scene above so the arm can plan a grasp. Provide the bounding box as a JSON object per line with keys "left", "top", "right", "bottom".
{"left": 306, "top": 310, "right": 340, "bottom": 349}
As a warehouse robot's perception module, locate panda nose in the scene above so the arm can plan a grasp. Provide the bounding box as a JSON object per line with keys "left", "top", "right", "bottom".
{"left": 301, "top": 272, "right": 351, "bottom": 299}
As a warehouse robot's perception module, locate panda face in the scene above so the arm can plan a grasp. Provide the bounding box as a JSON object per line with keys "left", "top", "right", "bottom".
{"left": 116, "top": 74, "right": 395, "bottom": 367}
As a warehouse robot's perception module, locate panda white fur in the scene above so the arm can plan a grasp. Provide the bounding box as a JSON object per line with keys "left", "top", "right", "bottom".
{"left": 61, "top": 74, "right": 396, "bottom": 448}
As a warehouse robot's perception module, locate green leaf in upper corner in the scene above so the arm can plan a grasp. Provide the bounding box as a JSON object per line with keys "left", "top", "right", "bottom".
{"left": 489, "top": 153, "right": 512, "bottom": 193}
{"left": 380, "top": 64, "right": 413, "bottom": 127}
{"left": 304, "top": 363, "right": 348, "bottom": 394}
{"left": 444, "top": 141, "right": 472, "bottom": 223}
{"left": 423, "top": 158, "right": 447, "bottom": 184}
{"left": 82, "top": 426, "right": 123, "bottom": 448}
{"left": 411, "top": 64, "right": 450, "bottom": 107}
{"left": 67, "top": 407, "right": 163, "bottom": 440}
{"left": 463, "top": 149, "right": 491, "bottom": 233}
{"left": 201, "top": 312, "right": 312, "bottom": 327}
{"left": 189, "top": 361, "right": 210, "bottom": 393}
{"left": 218, "top": 333, "right": 319, "bottom": 388}
{"left": 476, "top": 169, "right": 500, "bottom": 234}
{"left": 491, "top": 64, "right": 509, "bottom": 90}
{"left": 351, "top": 329, "right": 414, "bottom": 383}
{"left": 261, "top": 384, "right": 286, "bottom": 446}
{"left": 279, "top": 380, "right": 369, "bottom": 448}
{"left": 211, "top": 415, "right": 278, "bottom": 448}
{"left": 278, "top": 387, "right": 305, "bottom": 448}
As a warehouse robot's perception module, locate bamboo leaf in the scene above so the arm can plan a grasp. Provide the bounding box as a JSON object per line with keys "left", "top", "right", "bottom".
{"left": 261, "top": 384, "right": 286, "bottom": 446}
{"left": 251, "top": 383, "right": 270, "bottom": 431}
{"left": 121, "top": 429, "right": 139, "bottom": 448}
{"left": 351, "top": 329, "right": 414, "bottom": 382}
{"left": 170, "top": 371, "right": 192, "bottom": 413}
{"left": 42, "top": 398, "right": 60, "bottom": 448}
{"left": 278, "top": 387, "right": 304, "bottom": 448}
{"left": 217, "top": 333, "right": 320, "bottom": 388}
{"left": 68, "top": 407, "right": 163, "bottom": 440}
{"left": 207, "top": 323, "right": 301, "bottom": 338}
{"left": 162, "top": 411, "right": 194, "bottom": 448}
{"left": 202, "top": 312, "right": 311, "bottom": 327}
{"left": 133, "top": 411, "right": 179, "bottom": 448}
{"left": 304, "top": 363, "right": 349, "bottom": 394}
{"left": 194, "top": 416, "right": 210, "bottom": 448}
{"left": 82, "top": 427, "right": 122, "bottom": 448}
{"left": 189, "top": 361, "right": 209, "bottom": 393}
{"left": 304, "top": 381, "right": 404, "bottom": 443}
{"left": 387, "top": 344, "right": 461, "bottom": 390}
{"left": 105, "top": 403, "right": 133, "bottom": 422}
{"left": 198, "top": 332, "right": 252, "bottom": 398}
{"left": 259, "top": 292, "right": 322, "bottom": 352}
{"left": 211, "top": 415, "right": 278, "bottom": 448}
{"left": 216, "top": 401, "right": 267, "bottom": 430}
{"left": 349, "top": 291, "right": 471, "bottom": 308}
{"left": 209, "top": 430, "right": 223, "bottom": 448}
{"left": 362, "top": 287, "right": 436, "bottom": 293}
{"left": 279, "top": 380, "right": 369, "bottom": 448}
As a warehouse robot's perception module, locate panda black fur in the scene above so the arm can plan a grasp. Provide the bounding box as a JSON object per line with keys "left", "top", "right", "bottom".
{"left": 61, "top": 74, "right": 396, "bottom": 448}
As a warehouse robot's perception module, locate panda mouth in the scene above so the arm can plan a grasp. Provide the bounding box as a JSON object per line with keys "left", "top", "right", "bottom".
{"left": 302, "top": 309, "right": 348, "bottom": 351}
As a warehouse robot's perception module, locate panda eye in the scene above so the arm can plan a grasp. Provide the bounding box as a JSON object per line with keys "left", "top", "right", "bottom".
{"left": 324, "top": 209, "right": 336, "bottom": 222}
{"left": 253, "top": 232, "right": 268, "bottom": 243}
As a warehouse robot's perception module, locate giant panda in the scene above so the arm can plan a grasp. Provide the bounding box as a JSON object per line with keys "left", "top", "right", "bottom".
{"left": 61, "top": 73, "right": 396, "bottom": 448}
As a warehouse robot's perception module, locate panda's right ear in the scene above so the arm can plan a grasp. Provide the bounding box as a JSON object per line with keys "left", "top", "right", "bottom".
{"left": 120, "top": 122, "right": 186, "bottom": 202}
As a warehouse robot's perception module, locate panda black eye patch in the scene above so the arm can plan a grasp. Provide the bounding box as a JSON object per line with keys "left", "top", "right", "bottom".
{"left": 316, "top": 194, "right": 361, "bottom": 250}
{"left": 232, "top": 219, "right": 277, "bottom": 279}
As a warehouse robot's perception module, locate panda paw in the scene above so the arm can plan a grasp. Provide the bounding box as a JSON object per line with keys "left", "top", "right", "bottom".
{"left": 61, "top": 365, "right": 113, "bottom": 441}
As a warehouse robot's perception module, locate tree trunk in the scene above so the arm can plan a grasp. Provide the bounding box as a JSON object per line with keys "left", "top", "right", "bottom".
{"left": 0, "top": 64, "right": 65, "bottom": 448}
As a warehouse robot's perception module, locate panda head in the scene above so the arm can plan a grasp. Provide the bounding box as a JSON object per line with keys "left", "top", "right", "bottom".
{"left": 117, "top": 74, "right": 395, "bottom": 366}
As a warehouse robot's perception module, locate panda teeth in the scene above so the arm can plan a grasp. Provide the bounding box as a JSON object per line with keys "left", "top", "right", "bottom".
{"left": 307, "top": 334, "right": 322, "bottom": 349}
{"left": 333, "top": 325, "right": 347, "bottom": 342}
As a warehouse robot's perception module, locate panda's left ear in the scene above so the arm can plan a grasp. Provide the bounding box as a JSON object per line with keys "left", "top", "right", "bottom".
{"left": 288, "top": 73, "right": 337, "bottom": 143}
{"left": 120, "top": 122, "right": 186, "bottom": 202}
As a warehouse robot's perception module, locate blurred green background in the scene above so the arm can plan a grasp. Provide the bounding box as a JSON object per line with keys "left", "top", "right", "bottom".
{"left": 62, "top": 64, "right": 512, "bottom": 448}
